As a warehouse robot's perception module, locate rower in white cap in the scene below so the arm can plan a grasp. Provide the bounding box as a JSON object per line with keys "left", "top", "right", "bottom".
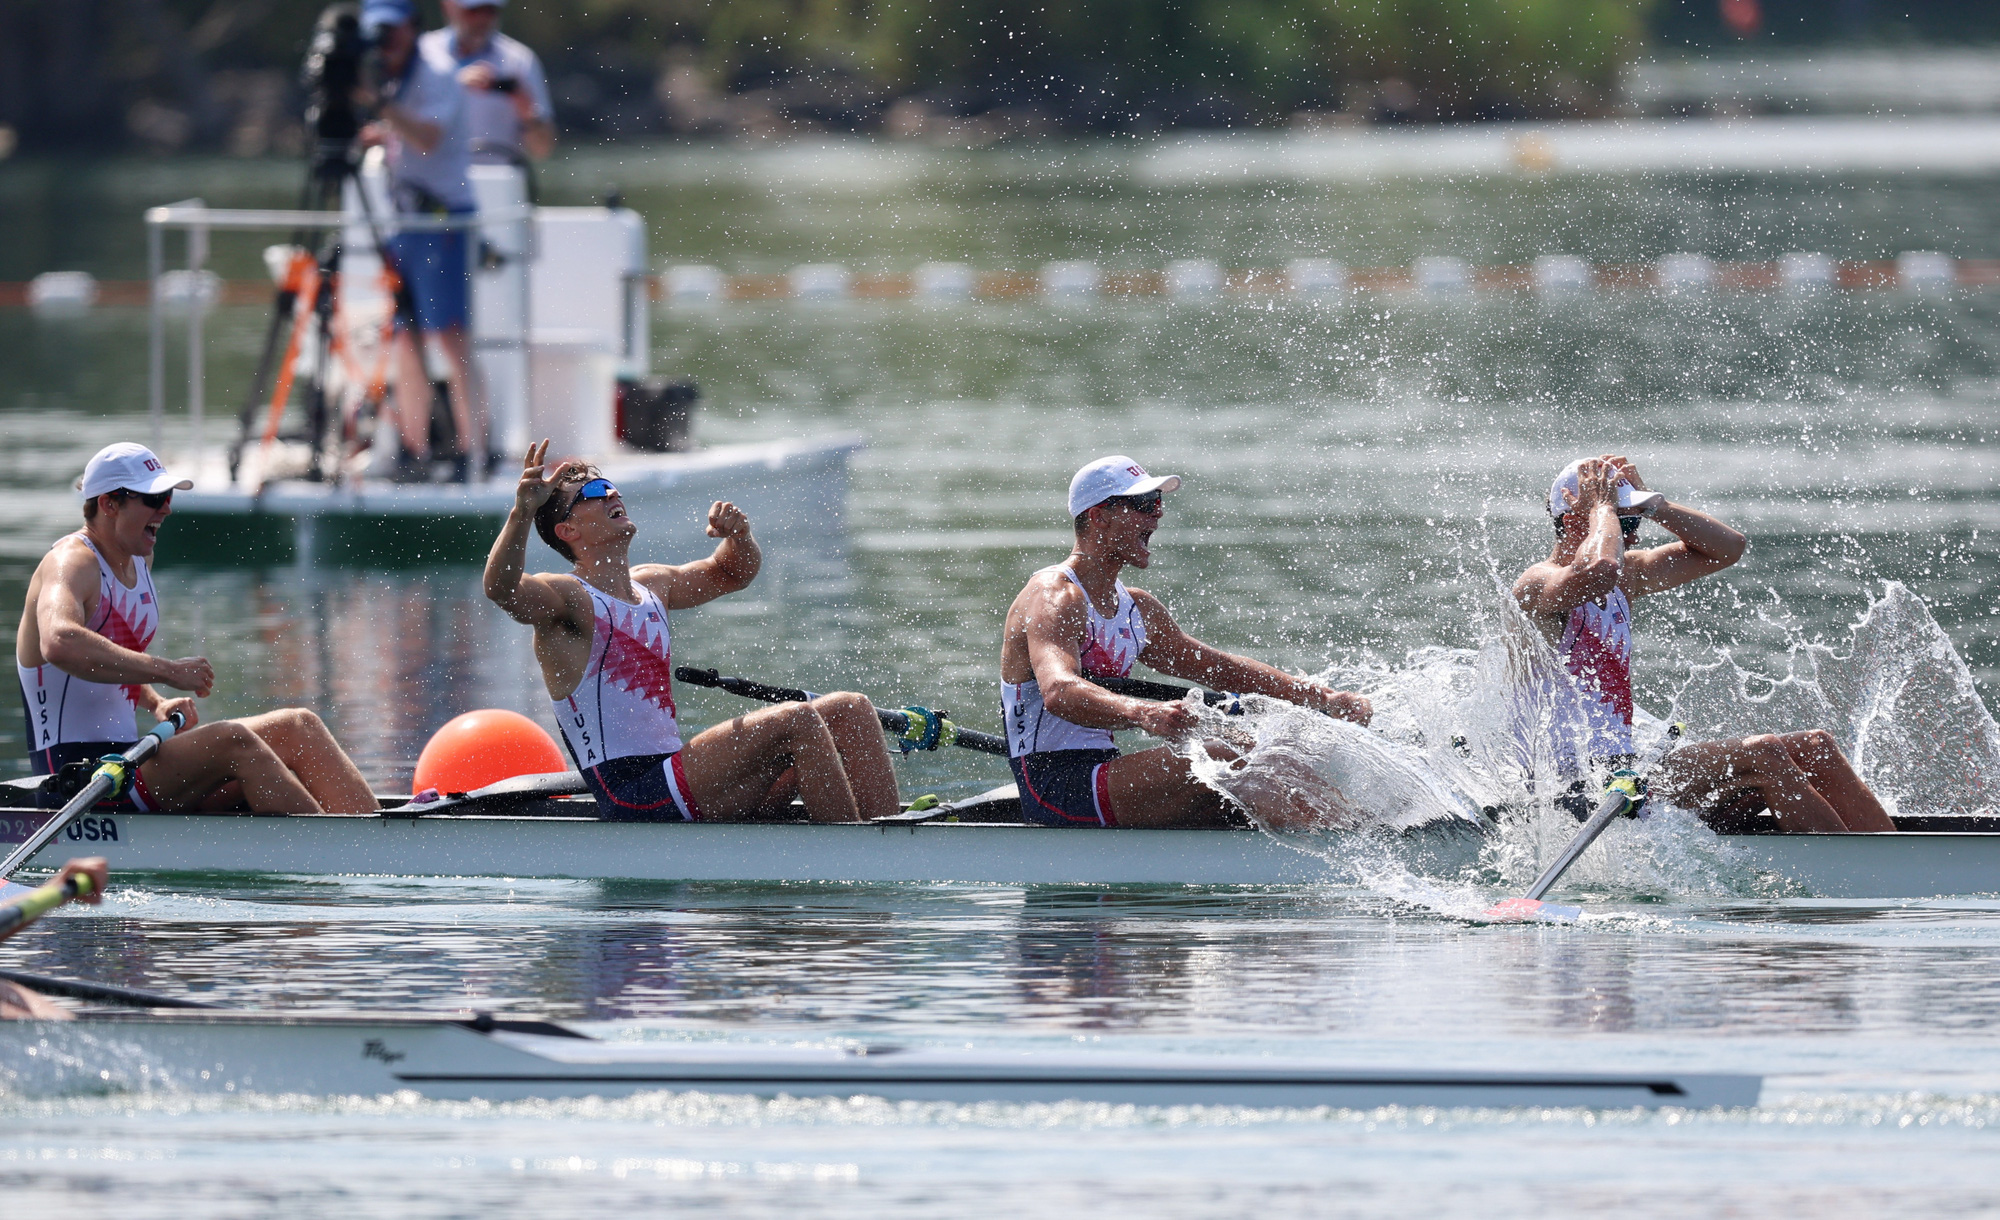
{"left": 1513, "top": 453, "right": 1893, "bottom": 833}
{"left": 998, "top": 456, "right": 1372, "bottom": 828}
{"left": 14, "top": 443, "right": 375, "bottom": 814}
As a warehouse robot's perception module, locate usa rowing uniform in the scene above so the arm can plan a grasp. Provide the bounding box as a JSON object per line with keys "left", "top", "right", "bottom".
{"left": 1001, "top": 566, "right": 1147, "bottom": 827}
{"left": 1550, "top": 586, "right": 1635, "bottom": 777}
{"left": 17, "top": 533, "right": 162, "bottom": 810}
{"left": 551, "top": 577, "right": 703, "bottom": 822}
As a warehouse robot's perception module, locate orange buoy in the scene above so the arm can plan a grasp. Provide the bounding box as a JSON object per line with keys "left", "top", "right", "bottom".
{"left": 412, "top": 709, "right": 567, "bottom": 796}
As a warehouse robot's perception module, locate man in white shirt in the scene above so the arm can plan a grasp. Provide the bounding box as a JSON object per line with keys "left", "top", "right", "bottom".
{"left": 358, "top": 0, "right": 487, "bottom": 482}
{"left": 421, "top": 0, "right": 555, "bottom": 165}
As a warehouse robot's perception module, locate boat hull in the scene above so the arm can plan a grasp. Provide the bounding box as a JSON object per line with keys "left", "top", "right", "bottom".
{"left": 0, "top": 1011, "right": 1761, "bottom": 1108}
{"left": 5, "top": 800, "right": 1998, "bottom": 897}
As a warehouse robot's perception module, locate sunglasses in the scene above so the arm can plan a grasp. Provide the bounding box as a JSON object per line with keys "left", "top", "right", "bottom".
{"left": 555, "top": 477, "right": 617, "bottom": 523}
{"left": 1620, "top": 516, "right": 1643, "bottom": 536}
{"left": 113, "top": 489, "right": 173, "bottom": 510}
{"left": 1103, "top": 491, "right": 1163, "bottom": 514}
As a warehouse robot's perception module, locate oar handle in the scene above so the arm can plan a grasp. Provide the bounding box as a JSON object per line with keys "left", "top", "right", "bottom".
{"left": 0, "top": 711, "right": 184, "bottom": 880}
{"left": 675, "top": 667, "right": 1009, "bottom": 757}
{"left": 1091, "top": 675, "right": 1242, "bottom": 712}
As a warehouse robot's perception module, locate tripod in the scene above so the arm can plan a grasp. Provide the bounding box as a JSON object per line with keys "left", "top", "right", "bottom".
{"left": 228, "top": 136, "right": 434, "bottom": 486}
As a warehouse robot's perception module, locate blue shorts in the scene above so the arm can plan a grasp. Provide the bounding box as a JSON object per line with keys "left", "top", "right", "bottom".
{"left": 1010, "top": 749, "right": 1120, "bottom": 827}
{"left": 581, "top": 752, "right": 704, "bottom": 823}
{"left": 384, "top": 220, "right": 471, "bottom": 332}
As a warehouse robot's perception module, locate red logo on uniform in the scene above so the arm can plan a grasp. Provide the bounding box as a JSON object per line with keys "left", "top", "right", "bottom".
{"left": 144, "top": 458, "right": 162, "bottom": 472}
{"left": 1126, "top": 465, "right": 1143, "bottom": 477}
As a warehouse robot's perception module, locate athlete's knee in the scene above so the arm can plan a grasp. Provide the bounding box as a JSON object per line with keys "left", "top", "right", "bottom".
{"left": 819, "top": 691, "right": 872, "bottom": 722}
{"left": 1736, "top": 734, "right": 1800, "bottom": 780}
{"left": 1786, "top": 728, "right": 1840, "bottom": 762}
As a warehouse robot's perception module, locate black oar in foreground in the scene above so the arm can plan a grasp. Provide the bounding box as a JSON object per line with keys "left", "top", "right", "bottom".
{"left": 0, "top": 966, "right": 217, "bottom": 1010}
{"left": 675, "top": 667, "right": 1008, "bottom": 757}
{"left": 0, "top": 712, "right": 185, "bottom": 880}
{"left": 1484, "top": 724, "right": 1684, "bottom": 924}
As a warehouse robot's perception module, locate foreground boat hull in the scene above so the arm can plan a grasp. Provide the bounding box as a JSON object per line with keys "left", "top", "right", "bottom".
{"left": 5, "top": 800, "right": 1998, "bottom": 897}
{"left": 0, "top": 1011, "right": 1761, "bottom": 1109}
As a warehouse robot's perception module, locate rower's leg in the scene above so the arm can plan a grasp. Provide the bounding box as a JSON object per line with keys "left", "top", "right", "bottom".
{"left": 437, "top": 326, "right": 484, "bottom": 461}
{"left": 682, "top": 703, "right": 861, "bottom": 823}
{"left": 1660, "top": 736, "right": 1846, "bottom": 834}
{"left": 389, "top": 330, "right": 431, "bottom": 459}
{"left": 138, "top": 721, "right": 324, "bottom": 814}
{"left": 1099, "top": 745, "right": 1235, "bottom": 829}
{"left": 809, "top": 692, "right": 900, "bottom": 820}
{"left": 233, "top": 708, "right": 376, "bottom": 815}
{"left": 1779, "top": 729, "right": 1895, "bottom": 832}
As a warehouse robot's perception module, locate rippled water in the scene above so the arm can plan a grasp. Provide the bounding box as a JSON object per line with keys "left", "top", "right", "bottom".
{"left": 4, "top": 141, "right": 2000, "bottom": 1211}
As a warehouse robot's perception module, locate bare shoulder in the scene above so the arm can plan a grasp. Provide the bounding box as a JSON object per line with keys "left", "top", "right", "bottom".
{"left": 1007, "top": 567, "right": 1083, "bottom": 627}
{"left": 40, "top": 535, "right": 101, "bottom": 591}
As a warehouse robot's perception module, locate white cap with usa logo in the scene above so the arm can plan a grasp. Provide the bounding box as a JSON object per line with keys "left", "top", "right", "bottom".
{"left": 1067, "top": 455, "right": 1182, "bottom": 518}
{"left": 77, "top": 442, "right": 194, "bottom": 501}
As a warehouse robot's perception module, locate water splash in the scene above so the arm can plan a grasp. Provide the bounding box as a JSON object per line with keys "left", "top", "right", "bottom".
{"left": 1175, "top": 581, "right": 1999, "bottom": 906}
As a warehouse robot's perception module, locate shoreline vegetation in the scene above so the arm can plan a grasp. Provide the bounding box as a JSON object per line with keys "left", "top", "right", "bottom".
{"left": 0, "top": 0, "right": 1995, "bottom": 157}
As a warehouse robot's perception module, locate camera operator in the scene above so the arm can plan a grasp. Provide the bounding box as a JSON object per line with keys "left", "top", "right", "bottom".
{"left": 357, "top": 0, "right": 488, "bottom": 483}
{"left": 423, "top": 0, "right": 554, "bottom": 165}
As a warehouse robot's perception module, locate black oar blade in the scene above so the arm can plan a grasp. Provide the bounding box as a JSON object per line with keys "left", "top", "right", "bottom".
{"left": 0, "top": 967, "right": 217, "bottom": 1010}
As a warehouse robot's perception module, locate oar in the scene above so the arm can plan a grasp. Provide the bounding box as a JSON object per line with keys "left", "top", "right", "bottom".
{"left": 0, "top": 871, "right": 96, "bottom": 938}
{"left": 1484, "top": 724, "right": 1684, "bottom": 924}
{"left": 675, "top": 667, "right": 1009, "bottom": 757}
{"left": 1091, "top": 675, "right": 1243, "bottom": 712}
{"left": 0, "top": 712, "right": 185, "bottom": 880}
{"left": 0, "top": 966, "right": 217, "bottom": 1010}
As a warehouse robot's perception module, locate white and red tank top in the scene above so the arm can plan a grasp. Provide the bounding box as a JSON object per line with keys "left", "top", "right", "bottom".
{"left": 550, "top": 577, "right": 684, "bottom": 768}
{"left": 18, "top": 534, "right": 160, "bottom": 759}
{"left": 1551, "top": 585, "right": 1635, "bottom": 770}
{"left": 1002, "top": 566, "right": 1148, "bottom": 757}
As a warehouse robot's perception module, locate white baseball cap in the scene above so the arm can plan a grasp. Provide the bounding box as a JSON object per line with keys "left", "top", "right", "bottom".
{"left": 1547, "top": 458, "right": 1663, "bottom": 520}
{"left": 77, "top": 443, "right": 193, "bottom": 501}
{"left": 1068, "top": 455, "right": 1182, "bottom": 518}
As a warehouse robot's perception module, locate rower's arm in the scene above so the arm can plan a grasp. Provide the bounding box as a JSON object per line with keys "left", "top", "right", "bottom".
{"left": 1513, "top": 503, "right": 1624, "bottom": 623}
{"left": 35, "top": 549, "right": 180, "bottom": 690}
{"left": 639, "top": 501, "right": 761, "bottom": 611}
{"left": 1131, "top": 591, "right": 1371, "bottom": 723}
{"left": 1621, "top": 502, "right": 1747, "bottom": 598}
{"left": 1027, "top": 603, "right": 1158, "bottom": 731}
{"left": 483, "top": 505, "right": 580, "bottom": 627}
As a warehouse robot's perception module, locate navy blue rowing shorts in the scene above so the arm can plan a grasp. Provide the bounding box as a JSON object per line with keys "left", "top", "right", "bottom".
{"left": 1010, "top": 748, "right": 1121, "bottom": 827}
{"left": 582, "top": 752, "right": 704, "bottom": 822}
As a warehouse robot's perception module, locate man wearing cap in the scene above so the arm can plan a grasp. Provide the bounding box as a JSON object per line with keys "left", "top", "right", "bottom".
{"left": 1513, "top": 454, "right": 1893, "bottom": 833}
{"left": 357, "top": 0, "right": 487, "bottom": 483}
{"left": 14, "top": 444, "right": 375, "bottom": 815}
{"left": 999, "top": 456, "right": 1373, "bottom": 828}
{"left": 421, "top": 0, "right": 555, "bottom": 166}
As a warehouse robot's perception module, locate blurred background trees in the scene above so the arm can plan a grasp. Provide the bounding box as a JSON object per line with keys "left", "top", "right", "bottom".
{"left": 0, "top": 0, "right": 1995, "bottom": 154}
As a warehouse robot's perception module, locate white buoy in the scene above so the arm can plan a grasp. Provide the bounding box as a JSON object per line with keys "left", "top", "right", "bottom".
{"left": 1041, "top": 260, "right": 1101, "bottom": 297}
{"left": 665, "top": 264, "right": 724, "bottom": 302}
{"left": 1896, "top": 251, "right": 1955, "bottom": 292}
{"left": 789, "top": 264, "right": 851, "bottom": 300}
{"left": 27, "top": 271, "right": 98, "bottom": 314}
{"left": 1532, "top": 255, "right": 1591, "bottom": 294}
{"left": 1778, "top": 252, "right": 1835, "bottom": 291}
{"left": 1284, "top": 259, "right": 1347, "bottom": 296}
{"left": 1657, "top": 253, "right": 1714, "bottom": 291}
{"left": 1164, "top": 259, "right": 1223, "bottom": 298}
{"left": 1413, "top": 257, "right": 1469, "bottom": 294}
{"left": 153, "top": 269, "right": 221, "bottom": 312}
{"left": 914, "top": 261, "right": 975, "bottom": 298}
